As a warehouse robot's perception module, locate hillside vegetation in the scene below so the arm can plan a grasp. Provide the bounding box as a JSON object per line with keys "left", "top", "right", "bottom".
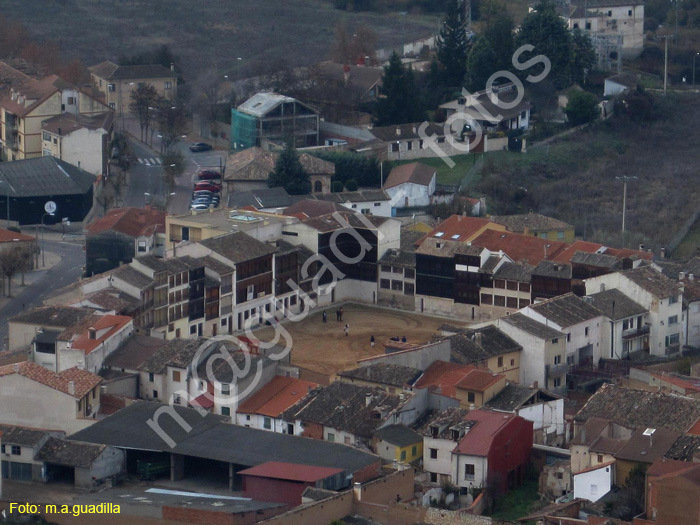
{"left": 469, "top": 93, "right": 700, "bottom": 251}
{"left": 2, "top": 0, "right": 437, "bottom": 77}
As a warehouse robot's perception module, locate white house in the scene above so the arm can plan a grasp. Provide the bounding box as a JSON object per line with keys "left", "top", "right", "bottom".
{"left": 521, "top": 293, "right": 606, "bottom": 369}
{"left": 421, "top": 407, "right": 471, "bottom": 484}
{"left": 573, "top": 461, "right": 615, "bottom": 502}
{"left": 568, "top": 0, "right": 644, "bottom": 60}
{"left": 0, "top": 362, "right": 101, "bottom": 435}
{"left": 383, "top": 162, "right": 436, "bottom": 213}
{"left": 585, "top": 266, "right": 684, "bottom": 357}
{"left": 586, "top": 288, "right": 649, "bottom": 359}
{"left": 497, "top": 313, "right": 567, "bottom": 395}
{"left": 41, "top": 112, "right": 113, "bottom": 176}
{"left": 603, "top": 73, "right": 638, "bottom": 97}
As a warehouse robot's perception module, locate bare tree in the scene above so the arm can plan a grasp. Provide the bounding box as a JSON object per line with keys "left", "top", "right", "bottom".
{"left": 95, "top": 193, "right": 115, "bottom": 216}
{"left": 129, "top": 84, "right": 159, "bottom": 143}
{"left": 161, "top": 148, "right": 186, "bottom": 191}
{"left": 0, "top": 245, "right": 33, "bottom": 297}
{"left": 153, "top": 97, "right": 188, "bottom": 154}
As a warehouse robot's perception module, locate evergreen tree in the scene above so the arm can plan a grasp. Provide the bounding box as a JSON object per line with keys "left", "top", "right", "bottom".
{"left": 482, "top": 7, "right": 515, "bottom": 73}
{"left": 516, "top": 0, "right": 572, "bottom": 88}
{"left": 375, "top": 52, "right": 425, "bottom": 125}
{"left": 437, "top": 0, "right": 470, "bottom": 88}
{"left": 268, "top": 142, "right": 311, "bottom": 195}
{"left": 565, "top": 89, "right": 599, "bottom": 125}
{"left": 466, "top": 36, "right": 498, "bottom": 91}
{"left": 571, "top": 28, "right": 596, "bottom": 85}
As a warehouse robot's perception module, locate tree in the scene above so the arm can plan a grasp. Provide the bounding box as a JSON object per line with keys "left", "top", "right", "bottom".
{"left": 345, "top": 179, "right": 359, "bottom": 191}
{"left": 375, "top": 52, "right": 425, "bottom": 126}
{"left": 161, "top": 148, "right": 186, "bottom": 191}
{"left": 437, "top": 0, "right": 470, "bottom": 88}
{"left": 153, "top": 97, "right": 188, "bottom": 154}
{"left": 565, "top": 89, "right": 599, "bottom": 125}
{"left": 571, "top": 28, "right": 596, "bottom": 85}
{"left": 517, "top": 0, "right": 572, "bottom": 88}
{"left": 0, "top": 245, "right": 32, "bottom": 297}
{"left": 332, "top": 180, "right": 344, "bottom": 192}
{"left": 95, "top": 193, "right": 115, "bottom": 216}
{"left": 129, "top": 84, "right": 159, "bottom": 143}
{"left": 268, "top": 143, "right": 311, "bottom": 195}
{"left": 466, "top": 37, "right": 498, "bottom": 91}
{"left": 481, "top": 4, "right": 515, "bottom": 73}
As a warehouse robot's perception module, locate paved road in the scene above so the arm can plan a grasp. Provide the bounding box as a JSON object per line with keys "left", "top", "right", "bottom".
{"left": 119, "top": 118, "right": 227, "bottom": 214}
{"left": 0, "top": 238, "right": 84, "bottom": 350}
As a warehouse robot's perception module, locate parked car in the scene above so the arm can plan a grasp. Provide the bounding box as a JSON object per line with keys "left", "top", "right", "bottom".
{"left": 198, "top": 170, "right": 221, "bottom": 180}
{"left": 191, "top": 198, "right": 212, "bottom": 206}
{"left": 194, "top": 181, "right": 221, "bottom": 193}
{"left": 193, "top": 190, "right": 214, "bottom": 197}
{"left": 189, "top": 142, "right": 213, "bottom": 152}
{"left": 190, "top": 203, "right": 210, "bottom": 211}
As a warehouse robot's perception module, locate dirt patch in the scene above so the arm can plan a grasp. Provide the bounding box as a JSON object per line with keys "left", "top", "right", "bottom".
{"left": 252, "top": 303, "right": 454, "bottom": 380}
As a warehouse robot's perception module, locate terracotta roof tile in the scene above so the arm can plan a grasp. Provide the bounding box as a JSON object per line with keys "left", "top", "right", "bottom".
{"left": 416, "top": 214, "right": 504, "bottom": 246}
{"left": 471, "top": 229, "right": 569, "bottom": 265}
{"left": 0, "top": 362, "right": 101, "bottom": 398}
{"left": 454, "top": 409, "right": 529, "bottom": 456}
{"left": 69, "top": 315, "right": 133, "bottom": 354}
{"left": 0, "top": 227, "right": 35, "bottom": 243}
{"left": 86, "top": 207, "right": 165, "bottom": 238}
{"left": 384, "top": 162, "right": 435, "bottom": 189}
{"left": 237, "top": 376, "right": 318, "bottom": 417}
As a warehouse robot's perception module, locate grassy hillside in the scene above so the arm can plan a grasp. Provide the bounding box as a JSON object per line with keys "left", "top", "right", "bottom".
{"left": 3, "top": 0, "right": 438, "bottom": 77}
{"left": 463, "top": 93, "right": 700, "bottom": 251}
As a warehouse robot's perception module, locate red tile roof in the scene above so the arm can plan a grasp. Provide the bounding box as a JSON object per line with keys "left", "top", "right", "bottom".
{"left": 86, "top": 207, "right": 165, "bottom": 238}
{"left": 416, "top": 214, "right": 504, "bottom": 246}
{"left": 237, "top": 376, "right": 318, "bottom": 417}
{"left": 471, "top": 229, "right": 569, "bottom": 265}
{"left": 190, "top": 393, "right": 214, "bottom": 410}
{"left": 384, "top": 162, "right": 436, "bottom": 189}
{"left": 552, "top": 240, "right": 652, "bottom": 264}
{"left": 0, "top": 228, "right": 35, "bottom": 243}
{"left": 69, "top": 315, "right": 133, "bottom": 354}
{"left": 650, "top": 372, "right": 700, "bottom": 394}
{"left": 415, "top": 361, "right": 503, "bottom": 397}
{"left": 647, "top": 458, "right": 700, "bottom": 478}
{"left": 454, "top": 409, "right": 520, "bottom": 456}
{"left": 239, "top": 461, "right": 343, "bottom": 482}
{"left": 0, "top": 361, "right": 101, "bottom": 398}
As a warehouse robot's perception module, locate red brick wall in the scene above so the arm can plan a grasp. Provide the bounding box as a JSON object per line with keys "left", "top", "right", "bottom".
{"left": 352, "top": 459, "right": 382, "bottom": 483}
{"left": 258, "top": 491, "right": 354, "bottom": 525}
{"left": 301, "top": 420, "right": 323, "bottom": 440}
{"left": 355, "top": 468, "right": 415, "bottom": 504}
{"left": 242, "top": 476, "right": 310, "bottom": 507}
{"left": 162, "top": 506, "right": 285, "bottom": 525}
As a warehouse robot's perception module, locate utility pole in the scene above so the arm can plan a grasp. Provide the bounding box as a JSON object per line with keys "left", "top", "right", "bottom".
{"left": 659, "top": 35, "right": 674, "bottom": 95}
{"left": 616, "top": 175, "right": 637, "bottom": 247}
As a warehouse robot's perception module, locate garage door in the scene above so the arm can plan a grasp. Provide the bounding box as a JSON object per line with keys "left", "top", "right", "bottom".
{"left": 8, "top": 461, "right": 32, "bottom": 480}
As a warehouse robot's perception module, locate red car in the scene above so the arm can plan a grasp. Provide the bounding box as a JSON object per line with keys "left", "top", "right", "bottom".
{"left": 194, "top": 181, "right": 222, "bottom": 193}
{"left": 198, "top": 170, "right": 222, "bottom": 180}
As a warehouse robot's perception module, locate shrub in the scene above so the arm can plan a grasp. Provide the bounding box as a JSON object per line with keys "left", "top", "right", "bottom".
{"left": 345, "top": 179, "right": 359, "bottom": 191}
{"left": 332, "top": 180, "right": 344, "bottom": 193}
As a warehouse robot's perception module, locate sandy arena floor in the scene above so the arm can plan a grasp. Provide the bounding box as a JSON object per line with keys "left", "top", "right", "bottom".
{"left": 251, "top": 303, "right": 462, "bottom": 378}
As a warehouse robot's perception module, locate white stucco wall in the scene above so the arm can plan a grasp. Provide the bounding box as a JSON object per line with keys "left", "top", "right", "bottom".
{"left": 60, "top": 127, "right": 107, "bottom": 175}
{"left": 423, "top": 436, "right": 453, "bottom": 477}
{"left": 386, "top": 179, "right": 435, "bottom": 209}
{"left": 574, "top": 464, "right": 613, "bottom": 502}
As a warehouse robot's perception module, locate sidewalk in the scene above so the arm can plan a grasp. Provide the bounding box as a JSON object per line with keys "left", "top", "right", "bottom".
{"left": 0, "top": 249, "right": 62, "bottom": 311}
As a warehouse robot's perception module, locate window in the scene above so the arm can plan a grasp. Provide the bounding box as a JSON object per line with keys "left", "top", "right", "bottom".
{"left": 149, "top": 372, "right": 154, "bottom": 382}
{"left": 164, "top": 81, "right": 172, "bottom": 89}
{"left": 11, "top": 446, "right": 20, "bottom": 455}
{"left": 597, "top": 454, "right": 604, "bottom": 463}
{"left": 174, "top": 394, "right": 181, "bottom": 404}
{"left": 497, "top": 356, "right": 504, "bottom": 367}
{"left": 519, "top": 299, "right": 531, "bottom": 308}
{"left": 290, "top": 295, "right": 297, "bottom": 306}
{"left": 392, "top": 266, "right": 403, "bottom": 274}
{"left": 374, "top": 202, "right": 381, "bottom": 207}
{"left": 552, "top": 338, "right": 558, "bottom": 344}
{"left": 668, "top": 315, "right": 679, "bottom": 325}
{"left": 42, "top": 131, "right": 51, "bottom": 142}
{"left": 404, "top": 268, "right": 415, "bottom": 279}
{"left": 585, "top": 21, "right": 591, "bottom": 29}
{"left": 556, "top": 472, "right": 564, "bottom": 479}
{"left": 666, "top": 333, "right": 681, "bottom": 346}
{"left": 419, "top": 139, "right": 424, "bottom": 148}
{"left": 669, "top": 295, "right": 678, "bottom": 304}
{"left": 557, "top": 231, "right": 565, "bottom": 240}
{"left": 391, "top": 280, "right": 403, "bottom": 292}
{"left": 345, "top": 436, "right": 351, "bottom": 445}
{"left": 554, "top": 355, "right": 561, "bottom": 365}
{"left": 380, "top": 279, "right": 390, "bottom": 289}
{"left": 221, "top": 406, "right": 230, "bottom": 417}
{"left": 0, "top": 445, "right": 4, "bottom": 454}
{"left": 153, "top": 390, "right": 158, "bottom": 399}
{"left": 361, "top": 208, "right": 370, "bottom": 214}
{"left": 506, "top": 281, "right": 518, "bottom": 291}
{"left": 468, "top": 392, "right": 475, "bottom": 403}
{"left": 190, "top": 325, "right": 197, "bottom": 335}
{"left": 519, "top": 283, "right": 531, "bottom": 292}
{"left": 181, "top": 227, "right": 190, "bottom": 241}
{"left": 391, "top": 142, "right": 399, "bottom": 152}
{"left": 172, "top": 370, "right": 181, "bottom": 382}
{"left": 381, "top": 264, "right": 392, "bottom": 272}
{"left": 67, "top": 97, "right": 75, "bottom": 105}
{"left": 567, "top": 333, "right": 571, "bottom": 342}
{"left": 404, "top": 283, "right": 415, "bottom": 296}
{"left": 108, "top": 102, "right": 115, "bottom": 109}
{"left": 628, "top": 9, "right": 632, "bottom": 15}
{"left": 108, "top": 83, "right": 115, "bottom": 91}
{"left": 430, "top": 448, "right": 438, "bottom": 459}
{"left": 510, "top": 359, "right": 515, "bottom": 366}
{"left": 327, "top": 432, "right": 335, "bottom": 442}
{"left": 494, "top": 296, "right": 505, "bottom": 307}
{"left": 430, "top": 472, "right": 437, "bottom": 483}
{"left": 506, "top": 297, "right": 517, "bottom": 308}
{"left": 464, "top": 464, "right": 475, "bottom": 480}
{"left": 481, "top": 294, "right": 493, "bottom": 305}
{"left": 412, "top": 445, "right": 417, "bottom": 457}
{"left": 553, "top": 378, "right": 561, "bottom": 388}
{"left": 400, "top": 450, "right": 407, "bottom": 461}
{"left": 585, "top": 327, "right": 589, "bottom": 336}
{"left": 264, "top": 417, "right": 272, "bottom": 429}
{"left": 221, "top": 383, "right": 230, "bottom": 395}
{"left": 494, "top": 279, "right": 505, "bottom": 289}
{"left": 221, "top": 318, "right": 227, "bottom": 326}
{"left": 247, "top": 284, "right": 254, "bottom": 301}
{"left": 52, "top": 137, "right": 56, "bottom": 144}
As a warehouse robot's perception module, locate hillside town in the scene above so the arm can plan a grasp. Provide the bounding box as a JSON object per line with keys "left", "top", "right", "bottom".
{"left": 0, "top": 0, "right": 700, "bottom": 524}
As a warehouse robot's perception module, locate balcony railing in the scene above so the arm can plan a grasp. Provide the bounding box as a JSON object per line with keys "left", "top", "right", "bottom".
{"left": 220, "top": 304, "right": 232, "bottom": 315}
{"left": 546, "top": 363, "right": 568, "bottom": 377}
{"left": 622, "top": 325, "right": 650, "bottom": 340}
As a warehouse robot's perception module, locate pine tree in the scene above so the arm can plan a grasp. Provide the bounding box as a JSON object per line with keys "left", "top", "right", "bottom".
{"left": 437, "top": 0, "right": 470, "bottom": 88}
{"left": 375, "top": 52, "right": 425, "bottom": 125}
{"left": 571, "top": 28, "right": 596, "bottom": 85}
{"left": 268, "top": 143, "right": 311, "bottom": 195}
{"left": 482, "top": 6, "right": 515, "bottom": 73}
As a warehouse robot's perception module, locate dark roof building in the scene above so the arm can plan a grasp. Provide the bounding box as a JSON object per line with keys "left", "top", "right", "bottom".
{"left": 490, "top": 213, "right": 574, "bottom": 235}
{"left": 527, "top": 293, "right": 603, "bottom": 328}
{"left": 103, "top": 335, "right": 168, "bottom": 371}
{"left": 621, "top": 266, "right": 683, "bottom": 299}
{"left": 10, "top": 305, "right": 94, "bottom": 328}
{"left": 485, "top": 383, "right": 561, "bottom": 412}
{"left": 384, "top": 162, "right": 436, "bottom": 190}
{"left": 227, "top": 187, "right": 296, "bottom": 210}
{"left": 337, "top": 363, "right": 423, "bottom": 389}
{"left": 373, "top": 424, "right": 422, "bottom": 448}
{"left": 448, "top": 326, "right": 522, "bottom": 365}
{"left": 500, "top": 313, "right": 566, "bottom": 340}
{"left": 199, "top": 231, "right": 276, "bottom": 264}
{"left": 138, "top": 338, "right": 209, "bottom": 374}
{"left": 0, "top": 156, "right": 96, "bottom": 224}
{"left": 586, "top": 289, "right": 647, "bottom": 321}
{"left": 35, "top": 437, "right": 107, "bottom": 468}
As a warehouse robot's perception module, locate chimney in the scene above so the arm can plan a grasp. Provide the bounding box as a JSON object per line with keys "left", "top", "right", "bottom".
{"left": 412, "top": 125, "right": 417, "bottom": 134}
{"left": 661, "top": 247, "right": 667, "bottom": 258}
{"left": 57, "top": 127, "right": 61, "bottom": 136}
{"left": 13, "top": 363, "right": 19, "bottom": 372}
{"left": 365, "top": 393, "right": 373, "bottom": 406}
{"left": 680, "top": 272, "right": 686, "bottom": 280}
{"left": 475, "top": 332, "right": 482, "bottom": 345}
{"left": 68, "top": 381, "right": 75, "bottom": 396}
{"left": 532, "top": 381, "right": 539, "bottom": 390}
{"left": 600, "top": 283, "right": 606, "bottom": 292}
{"left": 523, "top": 226, "right": 530, "bottom": 236}
{"left": 639, "top": 243, "right": 645, "bottom": 251}
{"left": 395, "top": 127, "right": 401, "bottom": 136}
{"left": 170, "top": 62, "right": 175, "bottom": 72}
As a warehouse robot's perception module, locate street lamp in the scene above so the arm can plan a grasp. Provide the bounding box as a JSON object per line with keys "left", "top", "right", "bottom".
{"left": 616, "top": 175, "right": 637, "bottom": 247}
{"left": 38, "top": 212, "right": 54, "bottom": 267}
{"left": 694, "top": 52, "right": 699, "bottom": 86}
{"left": 144, "top": 192, "right": 151, "bottom": 205}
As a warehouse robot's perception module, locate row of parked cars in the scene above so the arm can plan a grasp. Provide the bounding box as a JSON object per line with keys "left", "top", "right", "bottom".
{"left": 191, "top": 170, "right": 222, "bottom": 210}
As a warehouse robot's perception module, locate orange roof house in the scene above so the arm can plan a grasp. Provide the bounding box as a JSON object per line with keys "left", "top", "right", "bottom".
{"left": 237, "top": 376, "right": 319, "bottom": 428}
{"left": 415, "top": 360, "right": 506, "bottom": 408}
{"left": 416, "top": 214, "right": 505, "bottom": 246}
